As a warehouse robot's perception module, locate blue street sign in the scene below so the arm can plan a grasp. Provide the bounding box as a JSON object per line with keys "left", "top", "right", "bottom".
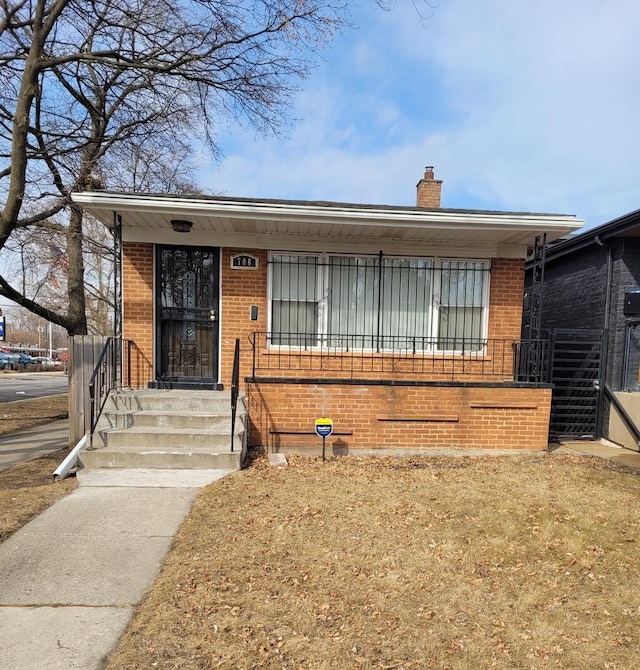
{"left": 0, "top": 316, "right": 5, "bottom": 341}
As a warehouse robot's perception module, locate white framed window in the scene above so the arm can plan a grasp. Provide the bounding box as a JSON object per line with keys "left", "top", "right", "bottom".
{"left": 270, "top": 254, "right": 320, "bottom": 346}
{"left": 436, "top": 260, "right": 489, "bottom": 352}
{"left": 268, "top": 252, "right": 490, "bottom": 351}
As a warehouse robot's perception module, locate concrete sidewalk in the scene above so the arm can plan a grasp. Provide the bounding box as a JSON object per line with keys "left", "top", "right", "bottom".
{"left": 551, "top": 439, "right": 640, "bottom": 469}
{"left": 0, "top": 418, "right": 69, "bottom": 471}
{"left": 0, "top": 467, "right": 235, "bottom": 670}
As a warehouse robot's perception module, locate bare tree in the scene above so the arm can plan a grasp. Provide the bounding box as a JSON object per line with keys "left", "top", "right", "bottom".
{"left": 2, "top": 304, "right": 67, "bottom": 349}
{"left": 0, "top": 0, "right": 429, "bottom": 335}
{"left": 2, "top": 135, "right": 202, "bottom": 335}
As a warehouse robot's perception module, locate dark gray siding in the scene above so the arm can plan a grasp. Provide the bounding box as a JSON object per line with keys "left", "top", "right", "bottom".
{"left": 609, "top": 242, "right": 640, "bottom": 389}
{"left": 540, "top": 245, "right": 608, "bottom": 331}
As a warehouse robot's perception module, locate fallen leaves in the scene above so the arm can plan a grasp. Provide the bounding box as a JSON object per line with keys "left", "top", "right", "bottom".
{"left": 106, "top": 453, "right": 640, "bottom": 669}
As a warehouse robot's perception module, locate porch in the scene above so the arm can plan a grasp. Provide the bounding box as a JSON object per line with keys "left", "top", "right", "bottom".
{"left": 248, "top": 332, "right": 548, "bottom": 383}
{"left": 65, "top": 337, "right": 246, "bottom": 477}
{"left": 245, "top": 333, "right": 553, "bottom": 454}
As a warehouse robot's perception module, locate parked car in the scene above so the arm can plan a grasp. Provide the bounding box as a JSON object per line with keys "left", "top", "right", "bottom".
{"left": 16, "top": 353, "right": 33, "bottom": 364}
{"left": 0, "top": 352, "right": 15, "bottom": 370}
{"left": 31, "top": 356, "right": 63, "bottom": 367}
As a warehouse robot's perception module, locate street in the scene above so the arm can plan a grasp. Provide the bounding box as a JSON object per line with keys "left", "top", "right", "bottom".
{"left": 0, "top": 372, "right": 68, "bottom": 403}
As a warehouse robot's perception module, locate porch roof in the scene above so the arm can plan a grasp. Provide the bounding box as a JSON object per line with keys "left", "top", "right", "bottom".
{"left": 71, "top": 190, "right": 583, "bottom": 254}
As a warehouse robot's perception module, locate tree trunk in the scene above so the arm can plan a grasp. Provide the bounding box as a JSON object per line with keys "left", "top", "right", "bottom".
{"left": 66, "top": 204, "right": 88, "bottom": 335}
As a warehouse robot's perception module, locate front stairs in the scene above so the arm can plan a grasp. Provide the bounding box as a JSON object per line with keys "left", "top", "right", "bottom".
{"left": 81, "top": 389, "right": 246, "bottom": 471}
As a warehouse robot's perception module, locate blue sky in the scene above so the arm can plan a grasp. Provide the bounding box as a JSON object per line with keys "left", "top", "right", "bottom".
{"left": 201, "top": 0, "right": 640, "bottom": 231}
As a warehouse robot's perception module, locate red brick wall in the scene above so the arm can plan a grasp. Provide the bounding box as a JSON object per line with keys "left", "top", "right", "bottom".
{"left": 122, "top": 242, "right": 154, "bottom": 386}
{"left": 247, "top": 383, "right": 551, "bottom": 452}
{"left": 120, "top": 245, "right": 548, "bottom": 451}
{"left": 488, "top": 258, "right": 525, "bottom": 340}
{"left": 220, "top": 249, "right": 269, "bottom": 387}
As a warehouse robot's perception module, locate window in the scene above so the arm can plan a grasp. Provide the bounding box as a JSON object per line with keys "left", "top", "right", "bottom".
{"left": 269, "top": 253, "right": 489, "bottom": 351}
{"left": 327, "top": 256, "right": 432, "bottom": 349}
{"left": 270, "top": 255, "right": 319, "bottom": 346}
{"left": 438, "top": 261, "right": 487, "bottom": 351}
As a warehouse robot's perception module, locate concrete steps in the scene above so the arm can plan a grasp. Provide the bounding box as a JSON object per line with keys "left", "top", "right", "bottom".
{"left": 82, "top": 389, "right": 246, "bottom": 471}
{"left": 102, "top": 409, "right": 232, "bottom": 431}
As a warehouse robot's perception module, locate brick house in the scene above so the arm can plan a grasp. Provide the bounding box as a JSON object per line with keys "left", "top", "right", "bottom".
{"left": 523, "top": 208, "right": 640, "bottom": 448}
{"left": 72, "top": 169, "right": 581, "bottom": 456}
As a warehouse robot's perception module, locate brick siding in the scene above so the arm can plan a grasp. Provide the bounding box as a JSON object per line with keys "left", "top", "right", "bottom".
{"left": 121, "top": 243, "right": 548, "bottom": 451}
{"left": 122, "top": 242, "right": 154, "bottom": 386}
{"left": 247, "top": 383, "right": 551, "bottom": 452}
{"left": 488, "top": 258, "right": 525, "bottom": 340}
{"left": 220, "top": 248, "right": 269, "bottom": 384}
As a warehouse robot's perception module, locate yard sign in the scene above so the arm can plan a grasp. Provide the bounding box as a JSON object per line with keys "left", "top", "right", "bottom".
{"left": 315, "top": 418, "right": 333, "bottom": 461}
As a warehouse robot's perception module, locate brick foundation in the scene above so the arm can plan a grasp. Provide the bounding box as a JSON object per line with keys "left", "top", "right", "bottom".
{"left": 247, "top": 383, "right": 551, "bottom": 453}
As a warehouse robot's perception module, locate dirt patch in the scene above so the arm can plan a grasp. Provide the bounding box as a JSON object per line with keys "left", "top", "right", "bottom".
{"left": 0, "top": 393, "right": 68, "bottom": 436}
{"left": 106, "top": 452, "right": 640, "bottom": 669}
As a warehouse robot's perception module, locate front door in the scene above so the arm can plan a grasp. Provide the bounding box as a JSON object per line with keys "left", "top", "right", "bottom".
{"left": 156, "top": 245, "right": 220, "bottom": 387}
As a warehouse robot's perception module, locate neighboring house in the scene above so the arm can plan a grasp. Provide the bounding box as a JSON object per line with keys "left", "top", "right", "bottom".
{"left": 72, "top": 168, "right": 581, "bottom": 455}
{"left": 524, "top": 208, "right": 640, "bottom": 448}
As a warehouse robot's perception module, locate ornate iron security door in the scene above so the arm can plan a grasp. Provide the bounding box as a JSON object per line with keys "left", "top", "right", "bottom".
{"left": 156, "top": 246, "right": 220, "bottom": 386}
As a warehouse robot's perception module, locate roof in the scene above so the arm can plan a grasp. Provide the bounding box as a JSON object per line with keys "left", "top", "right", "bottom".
{"left": 71, "top": 190, "right": 584, "bottom": 256}
{"left": 542, "top": 207, "right": 640, "bottom": 262}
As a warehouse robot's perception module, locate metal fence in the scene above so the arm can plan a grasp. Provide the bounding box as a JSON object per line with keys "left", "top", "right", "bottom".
{"left": 249, "top": 332, "right": 550, "bottom": 384}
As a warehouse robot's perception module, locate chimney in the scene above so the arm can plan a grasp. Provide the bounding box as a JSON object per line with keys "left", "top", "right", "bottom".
{"left": 416, "top": 165, "right": 442, "bottom": 208}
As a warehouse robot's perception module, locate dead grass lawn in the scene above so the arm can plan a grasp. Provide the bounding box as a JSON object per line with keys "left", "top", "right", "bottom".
{"left": 0, "top": 394, "right": 74, "bottom": 543}
{"left": 0, "top": 393, "right": 68, "bottom": 436}
{"left": 0, "top": 448, "right": 76, "bottom": 543}
{"left": 107, "top": 453, "right": 640, "bottom": 670}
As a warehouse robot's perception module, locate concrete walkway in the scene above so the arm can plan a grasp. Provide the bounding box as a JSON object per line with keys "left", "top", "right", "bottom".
{"left": 0, "top": 467, "right": 235, "bottom": 670}
{"left": 0, "top": 418, "right": 69, "bottom": 471}
{"left": 551, "top": 439, "right": 640, "bottom": 468}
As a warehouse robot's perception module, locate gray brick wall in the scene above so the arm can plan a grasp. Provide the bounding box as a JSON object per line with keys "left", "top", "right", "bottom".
{"left": 531, "top": 245, "right": 608, "bottom": 331}
{"left": 527, "top": 239, "right": 640, "bottom": 390}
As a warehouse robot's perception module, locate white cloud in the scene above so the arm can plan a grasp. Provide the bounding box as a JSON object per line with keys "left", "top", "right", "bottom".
{"left": 201, "top": 0, "right": 640, "bottom": 228}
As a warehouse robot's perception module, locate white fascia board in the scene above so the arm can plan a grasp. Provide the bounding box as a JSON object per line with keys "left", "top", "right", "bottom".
{"left": 72, "top": 191, "right": 584, "bottom": 235}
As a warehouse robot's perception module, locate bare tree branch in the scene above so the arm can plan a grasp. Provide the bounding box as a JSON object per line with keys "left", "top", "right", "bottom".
{"left": 0, "top": 0, "right": 432, "bottom": 335}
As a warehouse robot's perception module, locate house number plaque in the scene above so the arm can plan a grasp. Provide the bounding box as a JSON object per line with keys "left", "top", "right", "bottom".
{"left": 230, "top": 254, "right": 258, "bottom": 269}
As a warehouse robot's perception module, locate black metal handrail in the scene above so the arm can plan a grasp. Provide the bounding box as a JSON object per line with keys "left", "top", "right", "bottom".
{"left": 88, "top": 337, "right": 133, "bottom": 448}
{"left": 249, "top": 332, "right": 551, "bottom": 384}
{"left": 230, "top": 338, "right": 240, "bottom": 452}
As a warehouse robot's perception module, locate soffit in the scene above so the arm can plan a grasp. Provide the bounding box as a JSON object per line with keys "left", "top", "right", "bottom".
{"left": 71, "top": 191, "right": 584, "bottom": 247}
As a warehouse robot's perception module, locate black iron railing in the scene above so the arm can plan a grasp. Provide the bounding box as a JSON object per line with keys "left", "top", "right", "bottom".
{"left": 513, "top": 337, "right": 550, "bottom": 383}
{"left": 249, "top": 332, "right": 550, "bottom": 384}
{"left": 89, "top": 337, "right": 133, "bottom": 447}
{"left": 230, "top": 338, "right": 240, "bottom": 452}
